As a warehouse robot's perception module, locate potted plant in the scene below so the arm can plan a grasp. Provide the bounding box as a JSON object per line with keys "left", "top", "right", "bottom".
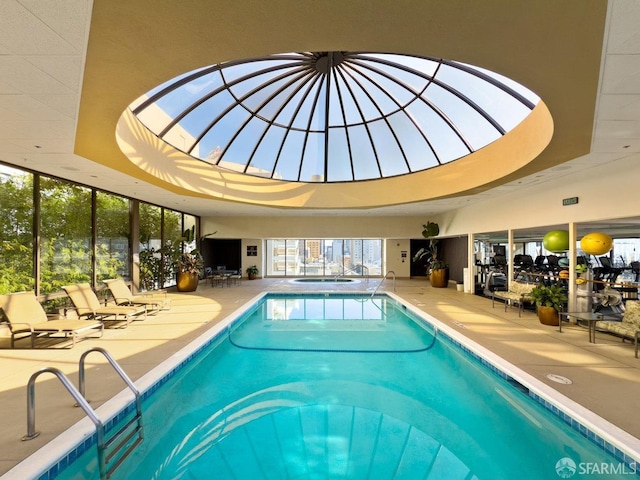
{"left": 176, "top": 250, "right": 204, "bottom": 292}
{"left": 530, "top": 283, "right": 567, "bottom": 326}
{"left": 412, "top": 222, "right": 449, "bottom": 288}
{"left": 246, "top": 265, "right": 259, "bottom": 280}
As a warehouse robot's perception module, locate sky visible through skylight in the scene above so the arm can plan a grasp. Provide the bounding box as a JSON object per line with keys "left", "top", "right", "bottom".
{"left": 131, "top": 52, "right": 540, "bottom": 183}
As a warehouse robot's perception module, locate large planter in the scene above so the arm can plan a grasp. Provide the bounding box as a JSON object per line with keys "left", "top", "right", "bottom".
{"left": 537, "top": 305, "right": 559, "bottom": 326}
{"left": 176, "top": 271, "right": 199, "bottom": 292}
{"left": 430, "top": 268, "right": 449, "bottom": 288}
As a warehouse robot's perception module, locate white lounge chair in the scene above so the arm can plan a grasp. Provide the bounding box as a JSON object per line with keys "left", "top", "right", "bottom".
{"left": 0, "top": 291, "right": 103, "bottom": 348}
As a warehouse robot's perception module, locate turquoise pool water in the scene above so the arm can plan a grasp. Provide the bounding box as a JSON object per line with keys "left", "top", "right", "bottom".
{"left": 49, "top": 294, "right": 638, "bottom": 479}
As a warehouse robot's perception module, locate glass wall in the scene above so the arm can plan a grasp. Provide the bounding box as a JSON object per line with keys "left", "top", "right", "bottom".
{"left": 266, "top": 239, "right": 383, "bottom": 277}
{"left": 0, "top": 162, "right": 198, "bottom": 295}
{"left": 163, "top": 209, "right": 183, "bottom": 287}
{"left": 139, "top": 203, "right": 163, "bottom": 290}
{"left": 0, "top": 166, "right": 34, "bottom": 293}
{"left": 183, "top": 214, "right": 197, "bottom": 253}
{"left": 39, "top": 178, "right": 92, "bottom": 294}
{"left": 96, "top": 191, "right": 130, "bottom": 282}
{"left": 613, "top": 238, "right": 640, "bottom": 265}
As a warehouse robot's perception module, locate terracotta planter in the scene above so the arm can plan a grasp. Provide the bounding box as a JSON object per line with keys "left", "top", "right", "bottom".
{"left": 248, "top": 273, "right": 256, "bottom": 280}
{"left": 176, "top": 271, "right": 199, "bottom": 292}
{"left": 430, "top": 268, "right": 449, "bottom": 288}
{"left": 537, "top": 305, "right": 559, "bottom": 326}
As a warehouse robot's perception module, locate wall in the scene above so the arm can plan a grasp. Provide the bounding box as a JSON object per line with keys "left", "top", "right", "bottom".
{"left": 201, "top": 215, "right": 428, "bottom": 240}
{"left": 441, "top": 236, "right": 469, "bottom": 283}
{"left": 241, "top": 239, "right": 263, "bottom": 279}
{"left": 439, "top": 153, "right": 640, "bottom": 237}
{"left": 201, "top": 152, "right": 640, "bottom": 276}
{"left": 385, "top": 239, "right": 411, "bottom": 278}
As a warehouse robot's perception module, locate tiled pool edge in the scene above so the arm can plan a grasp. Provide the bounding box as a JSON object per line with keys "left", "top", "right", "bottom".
{"left": 387, "top": 292, "right": 640, "bottom": 474}
{"left": 3, "top": 292, "right": 268, "bottom": 480}
{"left": 8, "top": 290, "right": 640, "bottom": 479}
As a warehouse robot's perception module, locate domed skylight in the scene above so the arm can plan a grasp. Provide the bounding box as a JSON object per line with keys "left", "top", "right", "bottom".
{"left": 130, "top": 52, "right": 539, "bottom": 183}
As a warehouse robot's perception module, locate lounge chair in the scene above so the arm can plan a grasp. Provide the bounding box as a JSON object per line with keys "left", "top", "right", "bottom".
{"left": 103, "top": 278, "right": 170, "bottom": 313}
{"left": 492, "top": 280, "right": 536, "bottom": 317}
{"left": 62, "top": 283, "right": 146, "bottom": 327}
{"left": 595, "top": 300, "right": 640, "bottom": 357}
{"left": 0, "top": 291, "right": 103, "bottom": 348}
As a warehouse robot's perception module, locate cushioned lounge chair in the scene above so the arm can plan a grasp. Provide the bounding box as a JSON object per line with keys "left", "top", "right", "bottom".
{"left": 62, "top": 283, "right": 146, "bottom": 327}
{"left": 491, "top": 280, "right": 536, "bottom": 317}
{"left": 595, "top": 300, "right": 640, "bottom": 357}
{"left": 103, "top": 278, "right": 170, "bottom": 313}
{"left": 0, "top": 291, "right": 103, "bottom": 348}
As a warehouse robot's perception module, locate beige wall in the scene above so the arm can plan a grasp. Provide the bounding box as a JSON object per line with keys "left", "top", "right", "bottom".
{"left": 439, "top": 153, "right": 640, "bottom": 237}
{"left": 385, "top": 239, "right": 412, "bottom": 278}
{"left": 203, "top": 152, "right": 640, "bottom": 276}
{"left": 240, "top": 239, "right": 263, "bottom": 279}
{"left": 201, "top": 215, "right": 428, "bottom": 240}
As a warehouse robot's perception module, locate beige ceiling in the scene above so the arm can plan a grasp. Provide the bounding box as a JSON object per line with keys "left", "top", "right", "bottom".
{"left": 1, "top": 0, "right": 639, "bottom": 217}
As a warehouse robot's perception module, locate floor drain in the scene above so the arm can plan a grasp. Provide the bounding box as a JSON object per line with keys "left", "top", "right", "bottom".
{"left": 546, "top": 373, "right": 573, "bottom": 384}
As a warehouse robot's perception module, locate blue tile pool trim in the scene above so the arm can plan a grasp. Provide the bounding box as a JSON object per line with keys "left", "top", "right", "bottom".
{"left": 421, "top": 316, "right": 640, "bottom": 476}
{"left": 40, "top": 325, "right": 233, "bottom": 480}
{"left": 38, "top": 292, "right": 639, "bottom": 479}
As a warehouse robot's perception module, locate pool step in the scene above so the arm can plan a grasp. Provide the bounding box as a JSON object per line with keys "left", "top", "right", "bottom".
{"left": 103, "top": 413, "right": 144, "bottom": 478}
{"left": 190, "top": 404, "right": 473, "bottom": 478}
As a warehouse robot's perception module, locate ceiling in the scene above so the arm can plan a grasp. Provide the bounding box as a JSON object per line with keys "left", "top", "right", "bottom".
{"left": 0, "top": 1, "right": 638, "bottom": 218}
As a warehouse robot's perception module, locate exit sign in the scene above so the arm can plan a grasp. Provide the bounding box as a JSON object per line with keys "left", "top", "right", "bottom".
{"left": 562, "top": 196, "right": 579, "bottom": 206}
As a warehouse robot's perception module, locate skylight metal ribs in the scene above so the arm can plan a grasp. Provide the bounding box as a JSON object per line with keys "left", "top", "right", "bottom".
{"left": 131, "top": 51, "right": 539, "bottom": 184}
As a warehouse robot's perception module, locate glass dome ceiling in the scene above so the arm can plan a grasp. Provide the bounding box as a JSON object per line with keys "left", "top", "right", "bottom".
{"left": 130, "top": 52, "right": 540, "bottom": 183}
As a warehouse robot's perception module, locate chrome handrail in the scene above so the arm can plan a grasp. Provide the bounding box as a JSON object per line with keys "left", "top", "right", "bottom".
{"left": 334, "top": 264, "right": 369, "bottom": 282}
{"left": 78, "top": 347, "right": 143, "bottom": 479}
{"left": 23, "top": 367, "right": 106, "bottom": 478}
{"left": 79, "top": 347, "right": 143, "bottom": 433}
{"left": 371, "top": 270, "right": 396, "bottom": 298}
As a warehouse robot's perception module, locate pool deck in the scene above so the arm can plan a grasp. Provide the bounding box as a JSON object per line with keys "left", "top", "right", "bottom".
{"left": 2, "top": 277, "right": 640, "bottom": 475}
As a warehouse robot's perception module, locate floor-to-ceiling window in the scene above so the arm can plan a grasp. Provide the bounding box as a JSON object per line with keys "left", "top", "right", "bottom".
{"left": 139, "top": 203, "right": 163, "bottom": 290}
{"left": 39, "top": 178, "right": 92, "bottom": 294}
{"left": 96, "top": 191, "right": 130, "bottom": 282}
{"left": 138, "top": 204, "right": 194, "bottom": 290}
{"left": 183, "top": 214, "right": 197, "bottom": 253}
{"left": 0, "top": 162, "right": 199, "bottom": 296}
{"left": 266, "top": 239, "right": 383, "bottom": 277}
{"left": 163, "top": 209, "right": 183, "bottom": 287}
{"left": 0, "top": 166, "right": 34, "bottom": 293}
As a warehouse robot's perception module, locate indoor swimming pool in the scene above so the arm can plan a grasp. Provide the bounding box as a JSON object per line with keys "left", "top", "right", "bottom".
{"left": 11, "top": 293, "right": 640, "bottom": 479}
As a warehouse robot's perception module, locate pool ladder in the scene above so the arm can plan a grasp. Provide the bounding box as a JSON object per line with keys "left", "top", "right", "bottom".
{"left": 335, "top": 264, "right": 369, "bottom": 282}
{"left": 371, "top": 270, "right": 396, "bottom": 297}
{"left": 23, "top": 347, "right": 143, "bottom": 480}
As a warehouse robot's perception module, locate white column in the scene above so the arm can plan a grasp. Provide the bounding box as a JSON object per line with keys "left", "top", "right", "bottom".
{"left": 508, "top": 229, "right": 514, "bottom": 283}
